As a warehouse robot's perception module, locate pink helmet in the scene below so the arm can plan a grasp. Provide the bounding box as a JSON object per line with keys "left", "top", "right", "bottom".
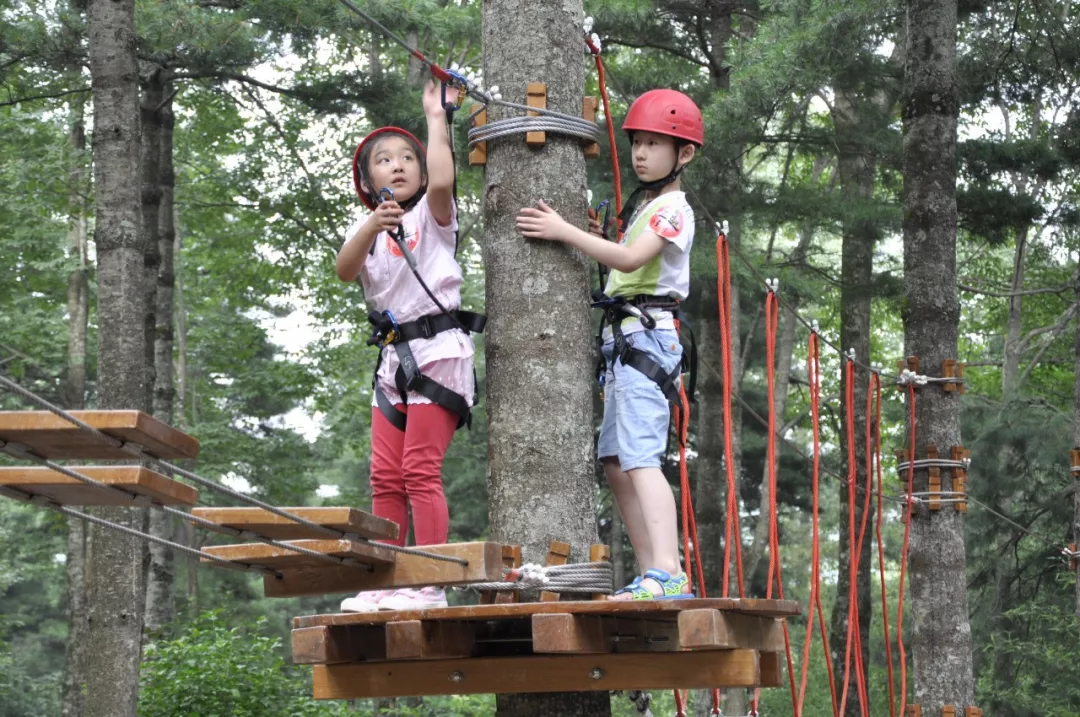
{"left": 351, "top": 126, "right": 427, "bottom": 211}
{"left": 622, "top": 89, "right": 704, "bottom": 147}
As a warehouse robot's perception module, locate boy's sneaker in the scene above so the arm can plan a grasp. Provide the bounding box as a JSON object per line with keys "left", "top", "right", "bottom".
{"left": 377, "top": 587, "right": 448, "bottom": 611}
{"left": 339, "top": 590, "right": 391, "bottom": 613}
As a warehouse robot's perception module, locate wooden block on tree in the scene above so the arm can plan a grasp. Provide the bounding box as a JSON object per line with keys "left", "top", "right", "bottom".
{"left": 928, "top": 445, "right": 941, "bottom": 511}
{"left": 589, "top": 543, "right": 611, "bottom": 601}
{"left": 906, "top": 707, "right": 922, "bottom": 717}
{"left": 531, "top": 613, "right": 679, "bottom": 654}
{"left": 310, "top": 649, "right": 762, "bottom": 699}
{"left": 942, "top": 359, "right": 957, "bottom": 392}
{"left": 0, "top": 410, "right": 198, "bottom": 460}
{"left": 468, "top": 108, "right": 487, "bottom": 166}
{"left": 942, "top": 707, "right": 956, "bottom": 717}
{"left": 540, "top": 539, "right": 572, "bottom": 602}
{"left": 385, "top": 620, "right": 477, "bottom": 661}
{"left": 190, "top": 506, "right": 399, "bottom": 541}
{"left": 582, "top": 96, "right": 600, "bottom": 158}
{"left": 265, "top": 542, "right": 505, "bottom": 598}
{"left": 964, "top": 708, "right": 982, "bottom": 717}
{"left": 292, "top": 625, "right": 386, "bottom": 665}
{"left": 951, "top": 446, "right": 968, "bottom": 512}
{"left": 1072, "top": 449, "right": 1080, "bottom": 477}
{"left": 526, "top": 82, "right": 547, "bottom": 147}
{"left": 759, "top": 652, "right": 783, "bottom": 687}
{"left": 677, "top": 609, "right": 786, "bottom": 652}
{"left": 0, "top": 465, "right": 197, "bottom": 506}
{"left": 202, "top": 539, "right": 397, "bottom": 571}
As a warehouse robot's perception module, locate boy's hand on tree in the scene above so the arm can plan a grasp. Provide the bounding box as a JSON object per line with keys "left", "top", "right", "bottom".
{"left": 516, "top": 200, "right": 571, "bottom": 241}
{"left": 369, "top": 201, "right": 404, "bottom": 232}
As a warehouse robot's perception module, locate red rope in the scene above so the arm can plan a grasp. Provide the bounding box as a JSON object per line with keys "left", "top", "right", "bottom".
{"left": 839, "top": 358, "right": 870, "bottom": 717}
{"left": 717, "top": 234, "right": 745, "bottom": 598}
{"left": 797, "top": 333, "right": 839, "bottom": 716}
{"left": 763, "top": 290, "right": 798, "bottom": 711}
{"left": 897, "top": 386, "right": 917, "bottom": 716}
{"left": 873, "top": 373, "right": 898, "bottom": 717}
{"left": 583, "top": 37, "right": 623, "bottom": 218}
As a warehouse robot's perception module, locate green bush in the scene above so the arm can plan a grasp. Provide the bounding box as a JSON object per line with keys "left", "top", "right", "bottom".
{"left": 139, "top": 610, "right": 347, "bottom": 717}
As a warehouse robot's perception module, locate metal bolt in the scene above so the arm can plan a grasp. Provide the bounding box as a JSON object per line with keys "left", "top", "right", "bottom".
{"left": 449, "top": 671, "right": 465, "bottom": 683}
{"left": 590, "top": 668, "right": 604, "bottom": 680}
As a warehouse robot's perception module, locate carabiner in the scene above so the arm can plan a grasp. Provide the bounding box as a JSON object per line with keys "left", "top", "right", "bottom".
{"left": 594, "top": 199, "right": 612, "bottom": 239}
{"left": 441, "top": 69, "right": 468, "bottom": 112}
{"left": 378, "top": 187, "right": 396, "bottom": 204}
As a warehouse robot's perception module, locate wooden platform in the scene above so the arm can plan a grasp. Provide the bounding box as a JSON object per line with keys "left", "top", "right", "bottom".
{"left": 190, "top": 507, "right": 399, "bottom": 541}
{"left": 0, "top": 410, "right": 198, "bottom": 460}
{"left": 199, "top": 540, "right": 506, "bottom": 597}
{"left": 293, "top": 598, "right": 797, "bottom": 699}
{"left": 0, "top": 466, "right": 198, "bottom": 506}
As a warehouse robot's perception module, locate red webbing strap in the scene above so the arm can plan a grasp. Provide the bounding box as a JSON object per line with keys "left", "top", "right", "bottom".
{"left": 717, "top": 234, "right": 745, "bottom": 598}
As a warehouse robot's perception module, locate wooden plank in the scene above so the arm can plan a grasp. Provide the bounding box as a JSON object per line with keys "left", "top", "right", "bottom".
{"left": 189, "top": 506, "right": 398, "bottom": 541}
{"left": 678, "top": 609, "right": 787, "bottom": 652}
{"left": 481, "top": 544, "right": 520, "bottom": 605}
{"left": 539, "top": 539, "right": 572, "bottom": 602}
{"left": 468, "top": 108, "right": 487, "bottom": 166}
{"left": 311, "top": 649, "right": 761, "bottom": 699}
{"left": 531, "top": 613, "right": 679, "bottom": 654}
{"left": 525, "top": 82, "right": 547, "bottom": 147}
{"left": 292, "top": 625, "right": 386, "bottom": 665}
{"left": 0, "top": 410, "right": 198, "bottom": 460}
{"left": 0, "top": 465, "right": 197, "bottom": 506}
{"left": 582, "top": 96, "right": 600, "bottom": 158}
{"left": 385, "top": 620, "right": 476, "bottom": 661}
{"left": 266, "top": 542, "right": 505, "bottom": 598}
{"left": 202, "top": 539, "right": 397, "bottom": 571}
{"left": 759, "top": 652, "right": 783, "bottom": 688}
{"left": 294, "top": 597, "right": 802, "bottom": 628}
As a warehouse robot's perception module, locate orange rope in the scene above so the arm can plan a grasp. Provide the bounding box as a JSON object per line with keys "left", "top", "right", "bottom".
{"left": 583, "top": 36, "right": 622, "bottom": 218}
{"left": 763, "top": 290, "right": 798, "bottom": 711}
{"left": 717, "top": 234, "right": 745, "bottom": 598}
{"left": 873, "top": 373, "right": 898, "bottom": 717}
{"left": 897, "top": 386, "right": 917, "bottom": 716}
{"left": 839, "top": 358, "right": 870, "bottom": 717}
{"left": 797, "top": 333, "right": 840, "bottom": 716}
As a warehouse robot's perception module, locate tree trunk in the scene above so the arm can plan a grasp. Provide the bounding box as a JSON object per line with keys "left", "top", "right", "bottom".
{"left": 61, "top": 95, "right": 90, "bottom": 717}
{"left": 481, "top": 2, "right": 607, "bottom": 715}
{"left": 175, "top": 207, "right": 187, "bottom": 429}
{"left": 901, "top": 0, "right": 975, "bottom": 709}
{"left": 141, "top": 71, "right": 163, "bottom": 413}
{"left": 84, "top": 1, "right": 149, "bottom": 714}
{"left": 828, "top": 88, "right": 877, "bottom": 716}
{"left": 145, "top": 86, "right": 176, "bottom": 634}
{"left": 1073, "top": 270, "right": 1079, "bottom": 620}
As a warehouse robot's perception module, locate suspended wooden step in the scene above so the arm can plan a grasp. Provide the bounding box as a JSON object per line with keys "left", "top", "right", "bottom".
{"left": 201, "top": 540, "right": 506, "bottom": 597}
{"left": 190, "top": 506, "right": 400, "bottom": 542}
{"left": 0, "top": 465, "right": 198, "bottom": 506}
{"left": 292, "top": 598, "right": 797, "bottom": 699}
{"left": 0, "top": 410, "right": 199, "bottom": 460}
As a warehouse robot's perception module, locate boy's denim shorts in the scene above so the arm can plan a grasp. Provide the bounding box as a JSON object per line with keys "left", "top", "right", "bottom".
{"left": 597, "top": 328, "right": 683, "bottom": 472}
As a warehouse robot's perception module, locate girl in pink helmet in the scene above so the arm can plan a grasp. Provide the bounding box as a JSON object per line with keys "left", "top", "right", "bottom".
{"left": 336, "top": 81, "right": 485, "bottom": 612}
{"left": 517, "top": 89, "right": 703, "bottom": 600}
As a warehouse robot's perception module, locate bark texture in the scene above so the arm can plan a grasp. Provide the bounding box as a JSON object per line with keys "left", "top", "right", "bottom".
{"left": 146, "top": 87, "right": 177, "bottom": 633}
{"left": 901, "top": 0, "right": 975, "bottom": 708}
{"left": 85, "top": 0, "right": 149, "bottom": 714}
{"left": 1074, "top": 275, "right": 1080, "bottom": 620}
{"left": 481, "top": 1, "right": 607, "bottom": 715}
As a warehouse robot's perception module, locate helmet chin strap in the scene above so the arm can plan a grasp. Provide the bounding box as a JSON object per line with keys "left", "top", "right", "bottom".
{"left": 616, "top": 153, "right": 685, "bottom": 231}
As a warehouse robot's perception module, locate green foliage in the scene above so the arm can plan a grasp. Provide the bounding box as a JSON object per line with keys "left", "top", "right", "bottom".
{"left": 139, "top": 610, "right": 350, "bottom": 717}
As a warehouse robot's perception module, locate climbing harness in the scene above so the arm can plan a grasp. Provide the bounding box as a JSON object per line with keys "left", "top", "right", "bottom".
{"left": 591, "top": 292, "right": 697, "bottom": 408}
{"left": 366, "top": 306, "right": 487, "bottom": 432}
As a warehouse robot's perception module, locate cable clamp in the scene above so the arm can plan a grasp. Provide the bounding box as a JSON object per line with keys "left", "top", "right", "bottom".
{"left": 765, "top": 277, "right": 779, "bottom": 293}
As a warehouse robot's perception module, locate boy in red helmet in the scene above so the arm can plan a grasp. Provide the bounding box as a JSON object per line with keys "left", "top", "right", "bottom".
{"left": 517, "top": 89, "right": 702, "bottom": 600}
{"left": 336, "top": 81, "right": 482, "bottom": 612}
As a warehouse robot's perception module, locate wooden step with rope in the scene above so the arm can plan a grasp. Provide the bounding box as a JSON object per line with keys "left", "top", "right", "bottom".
{"left": 291, "top": 598, "right": 796, "bottom": 697}
{"left": 201, "top": 540, "right": 506, "bottom": 597}
{"left": 190, "top": 506, "right": 400, "bottom": 541}
{"left": 0, "top": 410, "right": 198, "bottom": 460}
{"left": 0, "top": 465, "right": 198, "bottom": 506}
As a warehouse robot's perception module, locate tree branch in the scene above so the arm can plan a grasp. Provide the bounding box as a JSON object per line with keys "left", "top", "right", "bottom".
{"left": 958, "top": 280, "right": 1077, "bottom": 298}
{"left": 600, "top": 39, "right": 707, "bottom": 67}
{"left": 0, "top": 86, "right": 90, "bottom": 107}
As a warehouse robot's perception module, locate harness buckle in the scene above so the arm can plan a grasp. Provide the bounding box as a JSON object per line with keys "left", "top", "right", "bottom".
{"left": 415, "top": 314, "right": 436, "bottom": 339}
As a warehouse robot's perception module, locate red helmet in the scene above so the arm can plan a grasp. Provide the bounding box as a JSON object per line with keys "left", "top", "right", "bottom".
{"left": 622, "top": 89, "right": 704, "bottom": 147}
{"left": 351, "top": 126, "right": 427, "bottom": 210}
